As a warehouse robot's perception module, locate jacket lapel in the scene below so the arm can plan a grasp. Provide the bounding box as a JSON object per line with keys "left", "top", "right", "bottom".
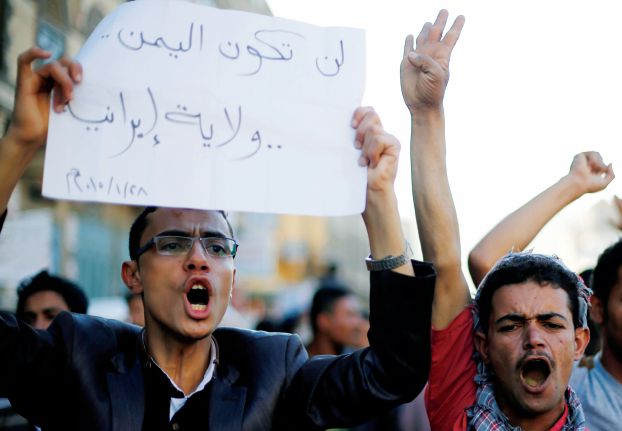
{"left": 107, "top": 351, "right": 145, "bottom": 431}
{"left": 208, "top": 363, "right": 247, "bottom": 431}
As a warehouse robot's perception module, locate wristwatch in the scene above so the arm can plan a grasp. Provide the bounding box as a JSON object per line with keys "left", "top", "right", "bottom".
{"left": 365, "top": 242, "right": 411, "bottom": 271}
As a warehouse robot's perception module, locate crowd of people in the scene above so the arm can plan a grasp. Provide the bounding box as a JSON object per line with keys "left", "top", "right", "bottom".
{"left": 0, "top": 7, "right": 620, "bottom": 431}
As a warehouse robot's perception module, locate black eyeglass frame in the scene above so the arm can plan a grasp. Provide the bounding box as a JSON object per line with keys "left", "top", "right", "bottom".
{"left": 134, "top": 235, "right": 239, "bottom": 260}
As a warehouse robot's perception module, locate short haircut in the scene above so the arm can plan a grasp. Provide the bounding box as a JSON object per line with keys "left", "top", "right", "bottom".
{"left": 128, "top": 206, "right": 234, "bottom": 261}
{"left": 592, "top": 238, "right": 622, "bottom": 320}
{"left": 16, "top": 270, "right": 88, "bottom": 316}
{"left": 476, "top": 253, "right": 584, "bottom": 333}
{"left": 310, "top": 285, "right": 352, "bottom": 335}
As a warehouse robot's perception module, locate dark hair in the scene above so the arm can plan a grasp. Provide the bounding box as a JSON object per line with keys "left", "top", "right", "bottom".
{"left": 128, "top": 206, "right": 234, "bottom": 261}
{"left": 476, "top": 253, "right": 583, "bottom": 333}
{"left": 592, "top": 239, "right": 622, "bottom": 321}
{"left": 16, "top": 270, "right": 88, "bottom": 316}
{"left": 310, "top": 285, "right": 352, "bottom": 335}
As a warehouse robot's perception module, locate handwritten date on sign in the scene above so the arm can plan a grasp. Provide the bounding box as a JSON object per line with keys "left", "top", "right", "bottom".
{"left": 66, "top": 168, "right": 148, "bottom": 199}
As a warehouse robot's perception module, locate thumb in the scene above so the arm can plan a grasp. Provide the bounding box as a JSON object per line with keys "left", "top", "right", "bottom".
{"left": 605, "top": 163, "right": 615, "bottom": 184}
{"left": 407, "top": 52, "right": 443, "bottom": 76}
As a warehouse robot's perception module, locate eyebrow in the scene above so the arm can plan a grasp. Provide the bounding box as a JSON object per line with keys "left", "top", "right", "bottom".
{"left": 494, "top": 312, "right": 569, "bottom": 326}
{"left": 42, "top": 307, "right": 63, "bottom": 314}
{"left": 155, "top": 229, "right": 228, "bottom": 239}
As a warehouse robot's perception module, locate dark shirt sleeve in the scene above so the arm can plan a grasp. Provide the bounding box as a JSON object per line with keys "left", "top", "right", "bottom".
{"left": 278, "top": 261, "right": 436, "bottom": 430}
{"left": 0, "top": 311, "right": 66, "bottom": 425}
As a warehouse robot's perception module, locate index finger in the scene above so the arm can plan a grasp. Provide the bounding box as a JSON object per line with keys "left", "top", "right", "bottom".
{"left": 16, "top": 47, "right": 52, "bottom": 81}
{"left": 585, "top": 151, "right": 608, "bottom": 171}
{"left": 59, "top": 56, "right": 83, "bottom": 83}
{"left": 429, "top": 9, "right": 449, "bottom": 41}
{"left": 441, "top": 15, "right": 466, "bottom": 50}
{"left": 403, "top": 34, "right": 414, "bottom": 59}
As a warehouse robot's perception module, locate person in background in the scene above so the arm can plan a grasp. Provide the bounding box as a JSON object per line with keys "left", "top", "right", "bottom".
{"left": 570, "top": 239, "right": 622, "bottom": 431}
{"left": 306, "top": 285, "right": 364, "bottom": 357}
{"left": 0, "top": 270, "right": 88, "bottom": 431}
{"left": 16, "top": 269, "right": 88, "bottom": 330}
{"left": 467, "top": 151, "right": 614, "bottom": 287}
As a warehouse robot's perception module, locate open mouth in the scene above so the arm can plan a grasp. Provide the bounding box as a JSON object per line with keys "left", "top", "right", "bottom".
{"left": 520, "top": 359, "right": 551, "bottom": 388}
{"left": 186, "top": 284, "right": 210, "bottom": 311}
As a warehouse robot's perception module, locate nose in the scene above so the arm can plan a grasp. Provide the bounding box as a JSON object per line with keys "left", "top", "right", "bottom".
{"left": 33, "top": 314, "right": 50, "bottom": 330}
{"left": 523, "top": 322, "right": 546, "bottom": 350}
{"left": 184, "top": 238, "right": 210, "bottom": 272}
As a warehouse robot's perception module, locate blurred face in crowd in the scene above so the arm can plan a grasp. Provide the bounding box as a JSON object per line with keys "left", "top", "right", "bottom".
{"left": 475, "top": 281, "right": 589, "bottom": 425}
{"left": 22, "top": 290, "right": 70, "bottom": 330}
{"left": 592, "top": 266, "right": 622, "bottom": 362}
{"left": 122, "top": 208, "right": 236, "bottom": 342}
{"left": 322, "top": 295, "right": 364, "bottom": 348}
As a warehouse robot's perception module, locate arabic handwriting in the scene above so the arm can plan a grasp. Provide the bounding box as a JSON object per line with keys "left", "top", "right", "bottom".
{"left": 217, "top": 106, "right": 242, "bottom": 147}
{"left": 218, "top": 41, "right": 240, "bottom": 59}
{"left": 220, "top": 29, "right": 304, "bottom": 75}
{"left": 233, "top": 130, "right": 262, "bottom": 160}
{"left": 253, "top": 30, "right": 298, "bottom": 61}
{"left": 244, "top": 45, "right": 264, "bottom": 76}
{"left": 141, "top": 88, "right": 159, "bottom": 136}
{"left": 66, "top": 104, "right": 114, "bottom": 127}
{"left": 164, "top": 105, "right": 214, "bottom": 144}
{"left": 112, "top": 23, "right": 348, "bottom": 76}
{"left": 119, "top": 92, "right": 127, "bottom": 124}
{"left": 66, "top": 168, "right": 148, "bottom": 198}
{"left": 109, "top": 87, "right": 159, "bottom": 159}
{"left": 117, "top": 23, "right": 201, "bottom": 56}
{"left": 64, "top": 90, "right": 279, "bottom": 161}
{"left": 315, "top": 40, "right": 344, "bottom": 77}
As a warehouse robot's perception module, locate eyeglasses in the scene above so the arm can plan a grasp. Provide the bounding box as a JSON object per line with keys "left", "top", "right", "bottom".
{"left": 134, "top": 236, "right": 238, "bottom": 259}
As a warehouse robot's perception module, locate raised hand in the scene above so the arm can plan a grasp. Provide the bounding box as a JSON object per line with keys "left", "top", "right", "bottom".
{"left": 352, "top": 106, "right": 411, "bottom": 275}
{"left": 400, "top": 10, "right": 464, "bottom": 113}
{"left": 352, "top": 106, "right": 400, "bottom": 194}
{"left": 6, "top": 47, "right": 82, "bottom": 149}
{"left": 566, "top": 151, "right": 615, "bottom": 194}
{"left": 0, "top": 47, "right": 82, "bottom": 214}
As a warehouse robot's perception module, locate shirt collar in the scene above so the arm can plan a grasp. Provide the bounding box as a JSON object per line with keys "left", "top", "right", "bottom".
{"left": 140, "top": 331, "right": 219, "bottom": 397}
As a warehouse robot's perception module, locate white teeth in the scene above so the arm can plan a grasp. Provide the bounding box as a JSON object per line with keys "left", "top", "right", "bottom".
{"left": 191, "top": 304, "right": 207, "bottom": 311}
{"left": 191, "top": 285, "right": 206, "bottom": 290}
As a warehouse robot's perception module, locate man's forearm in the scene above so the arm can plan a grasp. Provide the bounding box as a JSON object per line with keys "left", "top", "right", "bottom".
{"left": 363, "top": 187, "right": 414, "bottom": 276}
{"left": 0, "top": 133, "right": 39, "bottom": 214}
{"left": 411, "top": 108, "right": 470, "bottom": 329}
{"left": 468, "top": 173, "right": 589, "bottom": 286}
{"left": 410, "top": 109, "right": 461, "bottom": 270}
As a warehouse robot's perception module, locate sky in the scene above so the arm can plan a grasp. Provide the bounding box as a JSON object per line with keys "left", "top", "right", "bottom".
{"left": 267, "top": 0, "right": 622, "bottom": 261}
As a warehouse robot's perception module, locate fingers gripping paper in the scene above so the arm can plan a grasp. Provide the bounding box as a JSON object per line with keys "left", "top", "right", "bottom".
{"left": 43, "top": 0, "right": 366, "bottom": 216}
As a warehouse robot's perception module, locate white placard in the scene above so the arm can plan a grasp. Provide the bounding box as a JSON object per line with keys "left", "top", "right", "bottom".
{"left": 43, "top": 0, "right": 366, "bottom": 216}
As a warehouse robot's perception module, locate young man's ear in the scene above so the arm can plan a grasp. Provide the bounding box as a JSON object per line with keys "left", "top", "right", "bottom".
{"left": 474, "top": 331, "right": 490, "bottom": 363}
{"left": 590, "top": 295, "right": 604, "bottom": 326}
{"left": 573, "top": 327, "right": 590, "bottom": 360}
{"left": 122, "top": 260, "right": 143, "bottom": 294}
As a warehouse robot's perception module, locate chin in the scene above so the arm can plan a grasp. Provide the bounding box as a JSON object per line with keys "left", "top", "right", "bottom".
{"left": 517, "top": 393, "right": 564, "bottom": 418}
{"left": 178, "top": 322, "right": 215, "bottom": 341}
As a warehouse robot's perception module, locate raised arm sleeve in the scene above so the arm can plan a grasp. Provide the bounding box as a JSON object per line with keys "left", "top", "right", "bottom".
{"left": 279, "top": 261, "right": 435, "bottom": 429}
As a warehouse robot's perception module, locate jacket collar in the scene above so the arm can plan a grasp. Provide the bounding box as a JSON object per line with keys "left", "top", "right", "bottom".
{"left": 106, "top": 330, "right": 145, "bottom": 431}
{"left": 208, "top": 334, "right": 247, "bottom": 430}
